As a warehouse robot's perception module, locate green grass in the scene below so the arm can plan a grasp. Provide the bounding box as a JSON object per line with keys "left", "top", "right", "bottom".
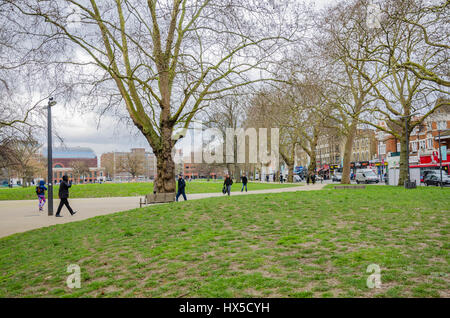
{"left": 0, "top": 186, "right": 448, "bottom": 297}
{"left": 0, "top": 181, "right": 298, "bottom": 201}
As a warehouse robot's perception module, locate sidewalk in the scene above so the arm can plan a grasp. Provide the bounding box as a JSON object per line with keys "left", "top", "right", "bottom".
{"left": 0, "top": 183, "right": 326, "bottom": 238}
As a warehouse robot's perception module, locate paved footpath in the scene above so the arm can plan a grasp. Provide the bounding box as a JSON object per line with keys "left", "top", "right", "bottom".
{"left": 0, "top": 183, "right": 326, "bottom": 239}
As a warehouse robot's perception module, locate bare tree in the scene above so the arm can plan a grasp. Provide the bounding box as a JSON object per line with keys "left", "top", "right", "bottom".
{"left": 316, "top": 0, "right": 383, "bottom": 184}
{"left": 0, "top": 1, "right": 69, "bottom": 176}
{"left": 100, "top": 153, "right": 115, "bottom": 179}
{"left": 388, "top": 0, "right": 449, "bottom": 88}
{"left": 6, "top": 0, "right": 309, "bottom": 193}
{"left": 246, "top": 77, "right": 331, "bottom": 183}
{"left": 70, "top": 161, "right": 90, "bottom": 183}
{"left": 7, "top": 136, "right": 43, "bottom": 187}
{"left": 348, "top": 0, "right": 448, "bottom": 185}
{"left": 201, "top": 96, "right": 246, "bottom": 180}
{"left": 118, "top": 152, "right": 145, "bottom": 179}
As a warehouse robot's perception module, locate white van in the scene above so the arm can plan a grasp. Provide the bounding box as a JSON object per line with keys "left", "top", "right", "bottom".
{"left": 356, "top": 169, "right": 379, "bottom": 184}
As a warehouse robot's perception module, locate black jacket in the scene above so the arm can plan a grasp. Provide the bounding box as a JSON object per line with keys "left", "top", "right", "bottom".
{"left": 224, "top": 177, "right": 233, "bottom": 186}
{"left": 242, "top": 176, "right": 248, "bottom": 184}
{"left": 178, "top": 178, "right": 186, "bottom": 191}
{"left": 58, "top": 180, "right": 72, "bottom": 199}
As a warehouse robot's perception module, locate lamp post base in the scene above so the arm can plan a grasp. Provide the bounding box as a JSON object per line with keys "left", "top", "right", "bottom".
{"left": 404, "top": 180, "right": 417, "bottom": 189}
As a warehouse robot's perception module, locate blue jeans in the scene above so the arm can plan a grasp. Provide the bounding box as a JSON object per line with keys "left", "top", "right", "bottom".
{"left": 176, "top": 189, "right": 187, "bottom": 201}
{"left": 226, "top": 185, "right": 231, "bottom": 196}
{"left": 241, "top": 184, "right": 247, "bottom": 192}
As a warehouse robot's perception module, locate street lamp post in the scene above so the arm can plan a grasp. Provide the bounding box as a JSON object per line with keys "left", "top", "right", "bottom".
{"left": 47, "top": 97, "right": 57, "bottom": 216}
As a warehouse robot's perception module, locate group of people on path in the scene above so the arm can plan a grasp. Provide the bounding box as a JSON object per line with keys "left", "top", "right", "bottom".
{"left": 176, "top": 173, "right": 250, "bottom": 201}
{"left": 306, "top": 173, "right": 317, "bottom": 185}
{"left": 34, "top": 175, "right": 77, "bottom": 217}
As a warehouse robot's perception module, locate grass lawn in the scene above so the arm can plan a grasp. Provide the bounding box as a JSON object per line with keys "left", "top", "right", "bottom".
{"left": 0, "top": 186, "right": 448, "bottom": 297}
{"left": 0, "top": 181, "right": 298, "bottom": 201}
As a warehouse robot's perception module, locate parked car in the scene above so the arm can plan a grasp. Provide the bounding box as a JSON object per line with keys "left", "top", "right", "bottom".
{"left": 332, "top": 173, "right": 342, "bottom": 182}
{"left": 424, "top": 174, "right": 450, "bottom": 186}
{"left": 421, "top": 170, "right": 448, "bottom": 183}
{"left": 355, "top": 169, "right": 379, "bottom": 184}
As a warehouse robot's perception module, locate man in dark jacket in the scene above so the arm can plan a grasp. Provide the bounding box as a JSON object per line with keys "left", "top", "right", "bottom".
{"left": 223, "top": 174, "right": 233, "bottom": 196}
{"left": 241, "top": 174, "right": 248, "bottom": 192}
{"left": 176, "top": 175, "right": 187, "bottom": 201}
{"left": 56, "top": 175, "right": 76, "bottom": 217}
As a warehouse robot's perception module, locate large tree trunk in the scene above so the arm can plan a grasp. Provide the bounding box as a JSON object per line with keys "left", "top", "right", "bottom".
{"left": 398, "top": 135, "right": 408, "bottom": 186}
{"left": 308, "top": 151, "right": 317, "bottom": 175}
{"left": 152, "top": 121, "right": 176, "bottom": 193}
{"left": 154, "top": 149, "right": 175, "bottom": 193}
{"left": 226, "top": 163, "right": 233, "bottom": 177}
{"left": 341, "top": 121, "right": 357, "bottom": 184}
{"left": 234, "top": 164, "right": 240, "bottom": 181}
{"left": 287, "top": 163, "right": 294, "bottom": 183}
{"left": 307, "top": 131, "right": 319, "bottom": 176}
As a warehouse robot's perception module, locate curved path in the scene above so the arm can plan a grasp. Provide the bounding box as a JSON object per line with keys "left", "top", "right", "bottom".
{"left": 0, "top": 183, "right": 326, "bottom": 239}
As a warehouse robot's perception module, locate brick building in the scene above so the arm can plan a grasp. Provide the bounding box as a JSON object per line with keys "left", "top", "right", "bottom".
{"left": 376, "top": 101, "right": 450, "bottom": 182}
{"left": 100, "top": 148, "right": 157, "bottom": 181}
{"left": 42, "top": 147, "right": 104, "bottom": 184}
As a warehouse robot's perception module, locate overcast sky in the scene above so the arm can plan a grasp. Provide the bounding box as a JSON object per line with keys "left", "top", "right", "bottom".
{"left": 49, "top": 0, "right": 335, "bottom": 158}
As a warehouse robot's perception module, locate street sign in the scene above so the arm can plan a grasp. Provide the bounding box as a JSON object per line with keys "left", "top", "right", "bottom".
{"left": 441, "top": 146, "right": 447, "bottom": 161}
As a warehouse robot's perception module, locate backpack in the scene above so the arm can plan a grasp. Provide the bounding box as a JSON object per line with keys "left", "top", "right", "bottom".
{"left": 36, "top": 186, "right": 44, "bottom": 195}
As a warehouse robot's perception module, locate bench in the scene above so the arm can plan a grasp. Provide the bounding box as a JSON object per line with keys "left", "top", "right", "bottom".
{"left": 140, "top": 192, "right": 176, "bottom": 207}
{"left": 334, "top": 185, "right": 366, "bottom": 189}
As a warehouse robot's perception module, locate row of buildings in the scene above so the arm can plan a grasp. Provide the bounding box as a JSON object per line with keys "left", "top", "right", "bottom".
{"left": 19, "top": 101, "right": 448, "bottom": 185}
{"left": 46, "top": 147, "right": 157, "bottom": 184}
{"left": 294, "top": 103, "right": 450, "bottom": 181}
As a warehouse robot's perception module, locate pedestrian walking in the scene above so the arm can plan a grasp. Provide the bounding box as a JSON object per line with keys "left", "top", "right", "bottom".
{"left": 280, "top": 173, "right": 283, "bottom": 183}
{"left": 36, "top": 180, "right": 47, "bottom": 211}
{"left": 306, "top": 173, "right": 310, "bottom": 185}
{"left": 176, "top": 175, "right": 187, "bottom": 201}
{"left": 266, "top": 175, "right": 269, "bottom": 182}
{"left": 55, "top": 175, "right": 76, "bottom": 217}
{"left": 312, "top": 174, "right": 316, "bottom": 184}
{"left": 223, "top": 174, "right": 233, "bottom": 196}
{"left": 241, "top": 174, "right": 248, "bottom": 192}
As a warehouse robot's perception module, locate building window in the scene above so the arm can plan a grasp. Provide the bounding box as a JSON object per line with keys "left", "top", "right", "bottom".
{"left": 427, "top": 122, "right": 433, "bottom": 131}
{"left": 397, "top": 142, "right": 401, "bottom": 152}
{"left": 419, "top": 140, "right": 426, "bottom": 150}
{"left": 411, "top": 142, "right": 418, "bottom": 152}
{"left": 379, "top": 143, "right": 386, "bottom": 155}
{"left": 427, "top": 139, "right": 433, "bottom": 149}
